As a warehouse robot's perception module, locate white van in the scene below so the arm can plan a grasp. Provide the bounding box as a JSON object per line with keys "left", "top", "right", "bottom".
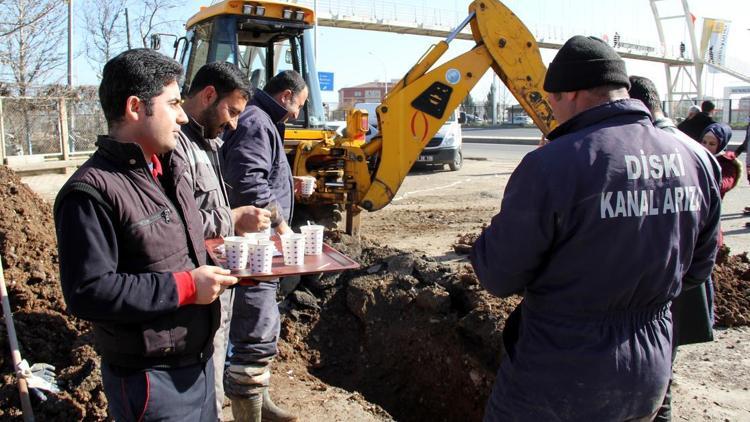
{"left": 417, "top": 109, "right": 463, "bottom": 171}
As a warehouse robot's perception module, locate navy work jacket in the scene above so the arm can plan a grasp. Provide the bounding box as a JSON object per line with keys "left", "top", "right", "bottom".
{"left": 221, "top": 90, "right": 294, "bottom": 223}
{"left": 471, "top": 99, "right": 721, "bottom": 420}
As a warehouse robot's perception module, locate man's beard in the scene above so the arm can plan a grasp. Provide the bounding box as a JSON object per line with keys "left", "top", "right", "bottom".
{"left": 201, "top": 103, "right": 224, "bottom": 138}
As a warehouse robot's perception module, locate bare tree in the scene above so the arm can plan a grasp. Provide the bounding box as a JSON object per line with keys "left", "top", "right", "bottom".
{"left": 81, "top": 0, "right": 126, "bottom": 77}
{"left": 0, "top": 0, "right": 57, "bottom": 38}
{"left": 134, "top": 0, "right": 182, "bottom": 49}
{"left": 0, "top": 0, "right": 66, "bottom": 95}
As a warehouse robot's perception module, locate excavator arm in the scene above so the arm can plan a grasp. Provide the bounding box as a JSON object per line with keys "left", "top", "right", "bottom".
{"left": 291, "top": 0, "right": 556, "bottom": 234}
{"left": 357, "top": 0, "right": 556, "bottom": 213}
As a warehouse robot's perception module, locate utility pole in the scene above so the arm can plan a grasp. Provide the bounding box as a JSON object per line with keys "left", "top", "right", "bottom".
{"left": 67, "top": 0, "right": 73, "bottom": 88}
{"left": 125, "top": 8, "right": 132, "bottom": 49}
{"left": 313, "top": 0, "right": 318, "bottom": 61}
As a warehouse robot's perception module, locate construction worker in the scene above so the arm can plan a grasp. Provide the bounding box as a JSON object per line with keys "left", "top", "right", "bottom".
{"left": 471, "top": 36, "right": 721, "bottom": 421}
{"left": 629, "top": 75, "right": 720, "bottom": 422}
{"left": 220, "top": 70, "right": 309, "bottom": 422}
{"left": 54, "top": 49, "right": 238, "bottom": 421}
{"left": 175, "top": 61, "right": 272, "bottom": 418}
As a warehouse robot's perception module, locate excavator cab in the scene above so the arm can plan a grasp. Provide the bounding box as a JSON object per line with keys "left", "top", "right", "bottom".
{"left": 177, "top": 1, "right": 327, "bottom": 128}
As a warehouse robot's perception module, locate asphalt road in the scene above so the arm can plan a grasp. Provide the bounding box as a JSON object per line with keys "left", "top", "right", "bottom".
{"left": 463, "top": 142, "right": 535, "bottom": 162}
{"left": 463, "top": 126, "right": 748, "bottom": 148}
{"left": 460, "top": 141, "right": 750, "bottom": 254}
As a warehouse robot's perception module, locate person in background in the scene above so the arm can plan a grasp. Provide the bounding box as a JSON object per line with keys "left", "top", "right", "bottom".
{"left": 629, "top": 74, "right": 721, "bottom": 422}
{"left": 54, "top": 49, "right": 238, "bottom": 421}
{"left": 175, "top": 61, "right": 272, "bottom": 418}
{"left": 700, "top": 123, "right": 741, "bottom": 200}
{"left": 685, "top": 104, "right": 701, "bottom": 121}
{"left": 678, "top": 100, "right": 717, "bottom": 141}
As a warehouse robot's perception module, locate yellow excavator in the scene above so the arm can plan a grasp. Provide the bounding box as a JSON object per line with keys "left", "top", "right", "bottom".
{"left": 174, "top": 0, "right": 557, "bottom": 234}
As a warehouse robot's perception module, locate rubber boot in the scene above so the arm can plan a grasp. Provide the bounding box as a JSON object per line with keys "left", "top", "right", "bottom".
{"left": 261, "top": 388, "right": 298, "bottom": 422}
{"left": 231, "top": 394, "right": 263, "bottom": 422}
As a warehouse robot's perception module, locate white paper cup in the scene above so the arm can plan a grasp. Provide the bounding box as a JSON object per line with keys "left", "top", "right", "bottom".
{"left": 299, "top": 176, "right": 316, "bottom": 196}
{"left": 249, "top": 239, "right": 274, "bottom": 274}
{"left": 300, "top": 225, "right": 324, "bottom": 255}
{"left": 280, "top": 233, "right": 305, "bottom": 265}
{"left": 224, "top": 236, "right": 250, "bottom": 270}
{"left": 243, "top": 232, "right": 270, "bottom": 244}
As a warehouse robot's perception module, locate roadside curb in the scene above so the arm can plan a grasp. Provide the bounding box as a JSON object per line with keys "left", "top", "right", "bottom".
{"left": 463, "top": 136, "right": 539, "bottom": 146}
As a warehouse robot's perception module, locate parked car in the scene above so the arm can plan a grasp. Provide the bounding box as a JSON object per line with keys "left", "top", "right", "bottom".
{"left": 416, "top": 109, "right": 463, "bottom": 171}
{"left": 459, "top": 111, "right": 484, "bottom": 124}
{"left": 509, "top": 115, "right": 533, "bottom": 125}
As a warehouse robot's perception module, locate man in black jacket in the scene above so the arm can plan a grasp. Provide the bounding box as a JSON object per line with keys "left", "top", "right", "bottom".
{"left": 677, "top": 100, "right": 717, "bottom": 141}
{"left": 54, "top": 49, "right": 237, "bottom": 421}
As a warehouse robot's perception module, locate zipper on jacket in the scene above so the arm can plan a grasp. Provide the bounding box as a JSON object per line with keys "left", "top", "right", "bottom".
{"left": 162, "top": 208, "right": 172, "bottom": 223}
{"left": 127, "top": 207, "right": 171, "bottom": 230}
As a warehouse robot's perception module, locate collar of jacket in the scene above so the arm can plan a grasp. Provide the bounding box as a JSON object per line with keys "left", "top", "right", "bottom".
{"left": 96, "top": 135, "right": 183, "bottom": 179}
{"left": 251, "top": 89, "right": 288, "bottom": 124}
{"left": 183, "top": 115, "right": 220, "bottom": 151}
{"left": 547, "top": 98, "right": 653, "bottom": 141}
{"left": 96, "top": 135, "right": 152, "bottom": 169}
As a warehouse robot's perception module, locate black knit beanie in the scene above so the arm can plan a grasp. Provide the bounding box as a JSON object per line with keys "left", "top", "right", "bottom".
{"left": 543, "top": 36, "right": 630, "bottom": 93}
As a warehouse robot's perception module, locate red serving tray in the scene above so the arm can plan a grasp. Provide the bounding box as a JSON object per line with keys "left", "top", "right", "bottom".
{"left": 205, "top": 236, "right": 360, "bottom": 286}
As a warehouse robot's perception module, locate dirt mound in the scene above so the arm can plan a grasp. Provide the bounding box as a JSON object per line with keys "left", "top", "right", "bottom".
{"left": 0, "top": 165, "right": 107, "bottom": 421}
{"left": 279, "top": 235, "right": 521, "bottom": 422}
{"left": 712, "top": 251, "right": 750, "bottom": 327}
{"left": 449, "top": 231, "right": 750, "bottom": 329}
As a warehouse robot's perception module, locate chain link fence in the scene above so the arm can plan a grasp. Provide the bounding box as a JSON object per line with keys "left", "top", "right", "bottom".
{"left": 0, "top": 96, "right": 104, "bottom": 161}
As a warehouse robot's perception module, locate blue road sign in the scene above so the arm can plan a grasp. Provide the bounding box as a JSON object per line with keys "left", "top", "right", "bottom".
{"left": 318, "top": 72, "right": 334, "bottom": 91}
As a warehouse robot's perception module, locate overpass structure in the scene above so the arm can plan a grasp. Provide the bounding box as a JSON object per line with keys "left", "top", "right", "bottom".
{"left": 293, "top": 0, "right": 750, "bottom": 116}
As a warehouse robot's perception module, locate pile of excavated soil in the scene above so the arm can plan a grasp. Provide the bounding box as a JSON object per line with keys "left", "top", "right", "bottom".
{"left": 452, "top": 231, "right": 750, "bottom": 328}
{"left": 279, "top": 232, "right": 521, "bottom": 421}
{"left": 0, "top": 166, "right": 107, "bottom": 421}
{"left": 712, "top": 251, "right": 750, "bottom": 327}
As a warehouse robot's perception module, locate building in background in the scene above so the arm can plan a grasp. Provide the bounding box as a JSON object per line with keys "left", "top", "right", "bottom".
{"left": 338, "top": 81, "right": 397, "bottom": 110}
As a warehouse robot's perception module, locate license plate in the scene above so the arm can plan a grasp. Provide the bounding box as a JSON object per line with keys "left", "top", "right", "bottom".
{"left": 418, "top": 155, "right": 433, "bottom": 162}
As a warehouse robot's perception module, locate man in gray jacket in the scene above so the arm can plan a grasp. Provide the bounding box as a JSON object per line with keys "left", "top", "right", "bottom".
{"left": 175, "top": 61, "right": 272, "bottom": 417}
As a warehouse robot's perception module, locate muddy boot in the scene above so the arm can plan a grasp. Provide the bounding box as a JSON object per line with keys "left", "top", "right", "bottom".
{"left": 231, "top": 394, "right": 263, "bottom": 422}
{"left": 261, "top": 388, "right": 298, "bottom": 422}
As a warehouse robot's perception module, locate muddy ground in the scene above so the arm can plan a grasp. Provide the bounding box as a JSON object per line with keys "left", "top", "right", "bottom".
{"left": 2, "top": 153, "right": 750, "bottom": 421}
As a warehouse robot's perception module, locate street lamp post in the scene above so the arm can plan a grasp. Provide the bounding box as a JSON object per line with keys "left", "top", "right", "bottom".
{"left": 368, "top": 51, "right": 388, "bottom": 98}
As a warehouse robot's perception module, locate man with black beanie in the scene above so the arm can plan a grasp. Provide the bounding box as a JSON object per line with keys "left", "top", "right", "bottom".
{"left": 471, "top": 36, "right": 721, "bottom": 421}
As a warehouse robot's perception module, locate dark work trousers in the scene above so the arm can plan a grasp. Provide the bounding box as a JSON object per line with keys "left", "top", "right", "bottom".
{"left": 224, "top": 280, "right": 280, "bottom": 399}
{"left": 101, "top": 360, "right": 216, "bottom": 422}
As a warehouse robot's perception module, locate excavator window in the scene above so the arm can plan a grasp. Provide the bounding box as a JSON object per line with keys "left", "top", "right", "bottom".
{"left": 179, "top": 15, "right": 327, "bottom": 128}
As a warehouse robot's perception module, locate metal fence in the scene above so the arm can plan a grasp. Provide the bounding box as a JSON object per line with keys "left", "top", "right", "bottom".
{"left": 0, "top": 96, "right": 105, "bottom": 162}
{"left": 664, "top": 99, "right": 750, "bottom": 128}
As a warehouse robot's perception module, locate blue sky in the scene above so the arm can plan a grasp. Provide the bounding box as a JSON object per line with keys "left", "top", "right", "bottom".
{"left": 69, "top": 0, "right": 750, "bottom": 106}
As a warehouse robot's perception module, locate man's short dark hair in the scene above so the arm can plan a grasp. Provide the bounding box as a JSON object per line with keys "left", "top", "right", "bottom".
{"left": 701, "top": 100, "right": 715, "bottom": 113}
{"left": 99, "top": 49, "right": 183, "bottom": 127}
{"left": 628, "top": 76, "right": 662, "bottom": 114}
{"left": 263, "top": 70, "right": 307, "bottom": 96}
{"left": 186, "top": 62, "right": 251, "bottom": 101}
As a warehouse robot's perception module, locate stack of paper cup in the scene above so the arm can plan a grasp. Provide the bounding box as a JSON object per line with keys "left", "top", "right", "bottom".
{"left": 224, "top": 236, "right": 250, "bottom": 269}
{"left": 280, "top": 233, "right": 305, "bottom": 265}
{"left": 299, "top": 176, "right": 316, "bottom": 196}
{"left": 249, "top": 239, "right": 274, "bottom": 274}
{"left": 300, "top": 225, "right": 324, "bottom": 255}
